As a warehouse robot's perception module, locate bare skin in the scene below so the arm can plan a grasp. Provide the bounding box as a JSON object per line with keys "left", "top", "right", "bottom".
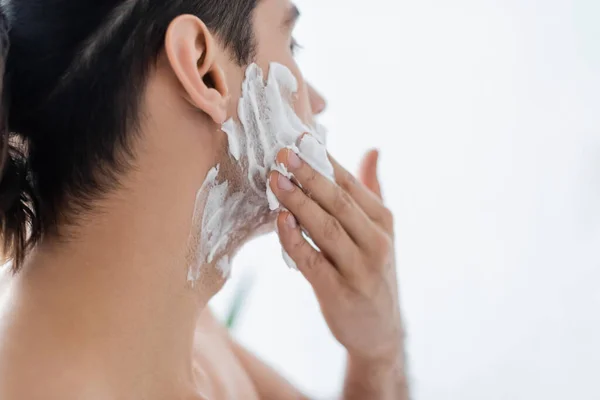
{"left": 0, "top": 0, "right": 409, "bottom": 399}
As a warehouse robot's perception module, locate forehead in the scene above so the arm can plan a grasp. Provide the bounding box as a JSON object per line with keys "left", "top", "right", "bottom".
{"left": 254, "top": 0, "right": 296, "bottom": 26}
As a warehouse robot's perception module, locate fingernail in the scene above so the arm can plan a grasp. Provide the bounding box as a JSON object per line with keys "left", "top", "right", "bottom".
{"left": 285, "top": 214, "right": 297, "bottom": 229}
{"left": 278, "top": 174, "right": 295, "bottom": 191}
{"left": 287, "top": 150, "right": 302, "bottom": 170}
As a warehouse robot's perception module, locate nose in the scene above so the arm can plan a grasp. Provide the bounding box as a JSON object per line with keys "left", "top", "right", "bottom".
{"left": 307, "top": 83, "right": 327, "bottom": 116}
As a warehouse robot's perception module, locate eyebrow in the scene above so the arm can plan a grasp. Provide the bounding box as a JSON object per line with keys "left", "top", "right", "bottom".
{"left": 282, "top": 4, "right": 301, "bottom": 30}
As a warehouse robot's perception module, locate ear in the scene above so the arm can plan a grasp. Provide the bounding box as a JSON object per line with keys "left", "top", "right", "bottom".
{"left": 165, "top": 15, "right": 229, "bottom": 125}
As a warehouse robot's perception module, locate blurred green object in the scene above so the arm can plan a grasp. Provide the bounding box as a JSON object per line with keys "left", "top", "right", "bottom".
{"left": 225, "top": 272, "right": 255, "bottom": 331}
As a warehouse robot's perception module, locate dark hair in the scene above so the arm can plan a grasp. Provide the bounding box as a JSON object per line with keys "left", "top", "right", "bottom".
{"left": 0, "top": 0, "right": 258, "bottom": 272}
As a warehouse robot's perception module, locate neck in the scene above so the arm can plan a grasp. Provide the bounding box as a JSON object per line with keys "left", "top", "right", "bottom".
{"left": 9, "top": 119, "right": 224, "bottom": 397}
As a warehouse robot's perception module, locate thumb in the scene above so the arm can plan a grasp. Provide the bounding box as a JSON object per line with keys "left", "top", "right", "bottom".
{"left": 358, "top": 149, "right": 383, "bottom": 199}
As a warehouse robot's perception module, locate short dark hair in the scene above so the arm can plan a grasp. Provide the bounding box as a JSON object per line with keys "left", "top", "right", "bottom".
{"left": 0, "top": 0, "right": 258, "bottom": 271}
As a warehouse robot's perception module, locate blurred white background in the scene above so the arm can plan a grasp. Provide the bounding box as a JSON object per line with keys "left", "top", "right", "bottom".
{"left": 212, "top": 0, "right": 600, "bottom": 399}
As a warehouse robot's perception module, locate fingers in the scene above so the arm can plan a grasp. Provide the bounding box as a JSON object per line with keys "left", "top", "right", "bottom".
{"left": 277, "top": 212, "right": 341, "bottom": 294}
{"left": 329, "top": 155, "right": 394, "bottom": 234}
{"left": 358, "top": 149, "right": 382, "bottom": 199}
{"left": 275, "top": 148, "right": 375, "bottom": 248}
{"left": 269, "top": 171, "right": 360, "bottom": 277}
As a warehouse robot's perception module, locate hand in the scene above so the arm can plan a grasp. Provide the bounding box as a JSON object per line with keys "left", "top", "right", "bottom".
{"left": 269, "top": 144, "right": 403, "bottom": 367}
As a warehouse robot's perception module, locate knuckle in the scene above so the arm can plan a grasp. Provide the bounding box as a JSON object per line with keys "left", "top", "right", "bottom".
{"left": 306, "top": 250, "right": 326, "bottom": 271}
{"left": 382, "top": 207, "right": 394, "bottom": 224}
{"left": 323, "top": 216, "right": 342, "bottom": 242}
{"left": 332, "top": 188, "right": 353, "bottom": 215}
{"left": 295, "top": 193, "right": 309, "bottom": 210}
{"left": 371, "top": 233, "right": 393, "bottom": 263}
{"left": 338, "top": 170, "right": 357, "bottom": 192}
{"left": 376, "top": 206, "right": 395, "bottom": 232}
{"left": 291, "top": 235, "right": 307, "bottom": 254}
{"left": 303, "top": 166, "right": 319, "bottom": 187}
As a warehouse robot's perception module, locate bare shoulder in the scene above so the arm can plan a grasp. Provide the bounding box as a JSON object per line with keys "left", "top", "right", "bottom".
{"left": 0, "top": 339, "right": 105, "bottom": 400}
{"left": 193, "top": 308, "right": 261, "bottom": 399}
{"left": 197, "top": 308, "right": 310, "bottom": 400}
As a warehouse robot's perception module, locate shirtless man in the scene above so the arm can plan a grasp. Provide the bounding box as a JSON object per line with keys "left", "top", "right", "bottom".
{"left": 0, "top": 0, "right": 408, "bottom": 398}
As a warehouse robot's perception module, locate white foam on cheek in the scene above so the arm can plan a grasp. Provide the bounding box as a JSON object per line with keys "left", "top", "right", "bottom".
{"left": 298, "top": 134, "right": 335, "bottom": 183}
{"left": 235, "top": 63, "right": 334, "bottom": 189}
{"left": 313, "top": 123, "right": 329, "bottom": 145}
{"left": 188, "top": 62, "right": 334, "bottom": 281}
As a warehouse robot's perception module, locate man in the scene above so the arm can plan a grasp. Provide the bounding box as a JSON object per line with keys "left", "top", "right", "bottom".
{"left": 0, "top": 0, "right": 408, "bottom": 398}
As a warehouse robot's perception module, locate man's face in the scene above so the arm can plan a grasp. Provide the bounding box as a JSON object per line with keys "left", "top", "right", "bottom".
{"left": 184, "top": 0, "right": 329, "bottom": 279}
{"left": 224, "top": 0, "right": 326, "bottom": 126}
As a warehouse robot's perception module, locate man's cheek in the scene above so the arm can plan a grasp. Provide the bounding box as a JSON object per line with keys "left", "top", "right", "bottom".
{"left": 186, "top": 62, "right": 334, "bottom": 281}
{"left": 295, "top": 85, "right": 315, "bottom": 125}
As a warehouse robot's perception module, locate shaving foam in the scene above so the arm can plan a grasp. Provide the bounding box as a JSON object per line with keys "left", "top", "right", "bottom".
{"left": 188, "top": 63, "right": 334, "bottom": 281}
{"left": 282, "top": 249, "right": 298, "bottom": 270}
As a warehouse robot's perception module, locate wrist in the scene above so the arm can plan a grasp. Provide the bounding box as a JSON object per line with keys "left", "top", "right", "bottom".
{"left": 344, "top": 350, "right": 409, "bottom": 400}
{"left": 347, "top": 350, "right": 404, "bottom": 382}
{"left": 347, "top": 347, "right": 403, "bottom": 369}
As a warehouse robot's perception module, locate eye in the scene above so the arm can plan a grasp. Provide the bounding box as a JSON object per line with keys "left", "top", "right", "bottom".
{"left": 290, "top": 37, "right": 303, "bottom": 56}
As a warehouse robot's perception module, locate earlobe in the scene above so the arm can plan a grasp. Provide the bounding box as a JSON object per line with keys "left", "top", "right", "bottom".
{"left": 165, "top": 14, "right": 229, "bottom": 124}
